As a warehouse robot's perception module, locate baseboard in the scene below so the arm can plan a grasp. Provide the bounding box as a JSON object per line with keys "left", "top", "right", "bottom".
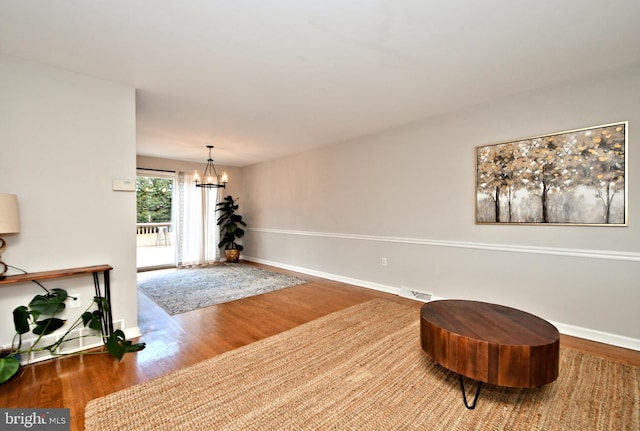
{"left": 245, "top": 256, "right": 640, "bottom": 352}
{"left": 245, "top": 256, "right": 402, "bottom": 297}
{"left": 125, "top": 326, "right": 142, "bottom": 340}
{"left": 551, "top": 321, "right": 640, "bottom": 352}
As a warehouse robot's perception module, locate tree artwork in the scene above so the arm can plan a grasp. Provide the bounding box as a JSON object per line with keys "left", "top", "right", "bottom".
{"left": 476, "top": 123, "right": 626, "bottom": 225}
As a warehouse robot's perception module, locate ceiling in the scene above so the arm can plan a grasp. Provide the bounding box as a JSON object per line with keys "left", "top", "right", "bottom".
{"left": 1, "top": 1, "right": 639, "bottom": 167}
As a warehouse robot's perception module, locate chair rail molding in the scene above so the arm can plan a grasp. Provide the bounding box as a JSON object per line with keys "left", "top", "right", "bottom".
{"left": 247, "top": 228, "right": 640, "bottom": 262}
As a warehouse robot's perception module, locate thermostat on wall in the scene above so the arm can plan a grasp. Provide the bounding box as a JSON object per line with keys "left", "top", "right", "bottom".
{"left": 112, "top": 179, "right": 136, "bottom": 192}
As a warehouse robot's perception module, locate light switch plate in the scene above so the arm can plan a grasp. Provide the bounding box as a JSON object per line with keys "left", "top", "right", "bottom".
{"left": 112, "top": 179, "right": 136, "bottom": 191}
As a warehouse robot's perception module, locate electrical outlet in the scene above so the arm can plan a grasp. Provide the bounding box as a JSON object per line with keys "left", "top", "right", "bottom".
{"left": 69, "top": 294, "right": 81, "bottom": 309}
{"left": 381, "top": 257, "right": 387, "bottom": 266}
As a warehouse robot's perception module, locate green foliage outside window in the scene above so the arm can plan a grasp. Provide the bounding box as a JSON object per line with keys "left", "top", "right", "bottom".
{"left": 136, "top": 177, "right": 173, "bottom": 223}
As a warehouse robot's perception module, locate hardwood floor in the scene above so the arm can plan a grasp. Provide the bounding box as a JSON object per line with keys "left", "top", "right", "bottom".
{"left": 1, "top": 262, "right": 638, "bottom": 431}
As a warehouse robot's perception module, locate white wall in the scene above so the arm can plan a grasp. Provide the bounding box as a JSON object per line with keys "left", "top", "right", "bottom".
{"left": 242, "top": 62, "right": 640, "bottom": 349}
{"left": 0, "top": 55, "right": 139, "bottom": 345}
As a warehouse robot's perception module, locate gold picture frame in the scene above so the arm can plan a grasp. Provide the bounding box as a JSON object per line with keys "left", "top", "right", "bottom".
{"left": 476, "top": 122, "right": 627, "bottom": 225}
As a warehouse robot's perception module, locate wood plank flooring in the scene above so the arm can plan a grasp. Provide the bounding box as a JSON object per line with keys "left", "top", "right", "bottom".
{"left": 1, "top": 262, "right": 638, "bottom": 431}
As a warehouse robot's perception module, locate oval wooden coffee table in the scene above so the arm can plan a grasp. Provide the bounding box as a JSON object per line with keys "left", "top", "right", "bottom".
{"left": 420, "top": 300, "right": 559, "bottom": 409}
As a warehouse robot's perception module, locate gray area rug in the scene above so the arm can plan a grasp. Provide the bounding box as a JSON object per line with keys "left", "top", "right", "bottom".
{"left": 137, "top": 263, "right": 308, "bottom": 315}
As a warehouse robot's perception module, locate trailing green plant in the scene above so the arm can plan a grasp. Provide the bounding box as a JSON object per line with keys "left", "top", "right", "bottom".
{"left": 0, "top": 288, "right": 145, "bottom": 384}
{"left": 216, "top": 195, "right": 247, "bottom": 251}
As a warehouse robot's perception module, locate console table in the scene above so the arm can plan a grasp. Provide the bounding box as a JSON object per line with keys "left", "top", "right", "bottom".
{"left": 420, "top": 300, "right": 560, "bottom": 409}
{"left": 0, "top": 265, "right": 114, "bottom": 337}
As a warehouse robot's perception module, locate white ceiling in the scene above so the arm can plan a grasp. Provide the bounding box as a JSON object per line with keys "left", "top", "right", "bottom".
{"left": 1, "top": 1, "right": 639, "bottom": 167}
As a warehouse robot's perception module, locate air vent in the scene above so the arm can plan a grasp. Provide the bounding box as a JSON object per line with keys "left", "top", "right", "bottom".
{"left": 11, "top": 321, "right": 127, "bottom": 365}
{"left": 58, "top": 330, "right": 82, "bottom": 354}
{"left": 398, "top": 288, "right": 433, "bottom": 303}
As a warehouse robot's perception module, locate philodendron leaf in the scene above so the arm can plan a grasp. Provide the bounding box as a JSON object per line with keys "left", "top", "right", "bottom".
{"left": 93, "top": 296, "right": 110, "bottom": 313}
{"left": 29, "top": 289, "right": 67, "bottom": 317}
{"left": 105, "top": 331, "right": 125, "bottom": 361}
{"left": 51, "top": 288, "right": 68, "bottom": 302}
{"left": 81, "top": 310, "right": 103, "bottom": 332}
{"left": 106, "top": 330, "right": 146, "bottom": 362}
{"left": 33, "top": 318, "right": 66, "bottom": 335}
{"left": 0, "top": 357, "right": 20, "bottom": 384}
{"left": 13, "top": 306, "right": 30, "bottom": 335}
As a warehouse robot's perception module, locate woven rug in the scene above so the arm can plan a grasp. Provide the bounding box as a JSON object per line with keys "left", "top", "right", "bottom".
{"left": 85, "top": 299, "right": 640, "bottom": 430}
{"left": 137, "top": 263, "right": 308, "bottom": 315}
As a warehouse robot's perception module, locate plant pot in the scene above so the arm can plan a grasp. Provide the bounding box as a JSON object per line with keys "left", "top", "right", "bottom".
{"left": 225, "top": 249, "right": 240, "bottom": 263}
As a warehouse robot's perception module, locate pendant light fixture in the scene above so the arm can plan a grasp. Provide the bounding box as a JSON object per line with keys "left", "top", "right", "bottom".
{"left": 194, "top": 145, "right": 228, "bottom": 189}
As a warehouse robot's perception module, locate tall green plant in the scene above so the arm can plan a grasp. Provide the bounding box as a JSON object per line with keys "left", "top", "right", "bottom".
{"left": 216, "top": 196, "right": 247, "bottom": 251}
{"left": 0, "top": 289, "right": 145, "bottom": 384}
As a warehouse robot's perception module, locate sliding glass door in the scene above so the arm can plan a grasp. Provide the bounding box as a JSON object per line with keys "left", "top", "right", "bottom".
{"left": 136, "top": 170, "right": 176, "bottom": 270}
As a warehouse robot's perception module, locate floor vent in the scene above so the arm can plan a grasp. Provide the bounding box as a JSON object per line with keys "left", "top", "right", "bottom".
{"left": 399, "top": 288, "right": 433, "bottom": 303}
{"left": 13, "top": 320, "right": 127, "bottom": 365}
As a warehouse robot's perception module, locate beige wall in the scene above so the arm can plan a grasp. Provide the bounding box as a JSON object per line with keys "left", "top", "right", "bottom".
{"left": 0, "top": 55, "right": 139, "bottom": 344}
{"left": 241, "top": 62, "right": 640, "bottom": 349}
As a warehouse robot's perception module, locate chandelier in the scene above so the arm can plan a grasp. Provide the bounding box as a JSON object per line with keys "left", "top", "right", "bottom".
{"left": 194, "top": 145, "right": 228, "bottom": 189}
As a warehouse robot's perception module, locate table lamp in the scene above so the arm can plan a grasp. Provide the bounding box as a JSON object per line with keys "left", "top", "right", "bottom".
{"left": 0, "top": 193, "right": 20, "bottom": 278}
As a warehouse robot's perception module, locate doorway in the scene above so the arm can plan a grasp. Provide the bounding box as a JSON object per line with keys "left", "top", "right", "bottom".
{"left": 136, "top": 170, "right": 175, "bottom": 270}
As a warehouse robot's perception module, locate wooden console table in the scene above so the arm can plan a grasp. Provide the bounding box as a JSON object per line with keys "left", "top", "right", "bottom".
{"left": 0, "top": 265, "right": 114, "bottom": 337}
{"left": 420, "top": 300, "right": 560, "bottom": 409}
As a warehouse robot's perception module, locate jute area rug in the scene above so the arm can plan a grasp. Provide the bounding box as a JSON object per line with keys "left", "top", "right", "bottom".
{"left": 137, "top": 263, "right": 308, "bottom": 315}
{"left": 85, "top": 299, "right": 639, "bottom": 430}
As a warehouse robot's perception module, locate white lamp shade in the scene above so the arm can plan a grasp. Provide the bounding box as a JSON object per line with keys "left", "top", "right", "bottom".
{"left": 0, "top": 193, "right": 20, "bottom": 234}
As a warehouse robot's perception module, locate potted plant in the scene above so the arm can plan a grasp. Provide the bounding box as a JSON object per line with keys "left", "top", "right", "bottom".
{"left": 0, "top": 287, "right": 145, "bottom": 384}
{"left": 216, "top": 195, "right": 247, "bottom": 263}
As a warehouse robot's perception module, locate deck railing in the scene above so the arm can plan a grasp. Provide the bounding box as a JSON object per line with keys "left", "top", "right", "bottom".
{"left": 137, "top": 223, "right": 172, "bottom": 247}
